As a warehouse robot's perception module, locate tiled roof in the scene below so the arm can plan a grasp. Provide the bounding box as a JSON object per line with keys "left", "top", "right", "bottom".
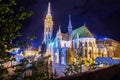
{"left": 52, "top": 26, "right": 94, "bottom": 41}
{"left": 72, "top": 26, "right": 94, "bottom": 39}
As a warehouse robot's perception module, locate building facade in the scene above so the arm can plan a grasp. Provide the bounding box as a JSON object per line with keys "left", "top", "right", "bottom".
{"left": 97, "top": 38, "right": 120, "bottom": 58}
{"left": 43, "top": 3, "right": 120, "bottom": 65}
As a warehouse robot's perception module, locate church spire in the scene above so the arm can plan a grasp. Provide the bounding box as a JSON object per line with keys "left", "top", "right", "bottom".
{"left": 47, "top": 2, "right": 51, "bottom": 15}
{"left": 58, "top": 25, "right": 61, "bottom": 33}
{"left": 68, "top": 14, "right": 72, "bottom": 27}
{"left": 68, "top": 14, "right": 73, "bottom": 35}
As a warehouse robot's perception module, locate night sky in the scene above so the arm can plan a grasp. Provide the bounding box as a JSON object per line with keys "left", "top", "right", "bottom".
{"left": 20, "top": 0, "right": 120, "bottom": 48}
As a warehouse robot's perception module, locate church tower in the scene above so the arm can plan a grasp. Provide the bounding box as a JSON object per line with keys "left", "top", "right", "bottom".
{"left": 56, "top": 26, "right": 62, "bottom": 48}
{"left": 44, "top": 2, "right": 53, "bottom": 44}
{"left": 68, "top": 15, "right": 73, "bottom": 40}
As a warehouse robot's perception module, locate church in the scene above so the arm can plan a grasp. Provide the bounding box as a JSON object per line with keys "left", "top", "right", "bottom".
{"left": 42, "top": 2, "right": 120, "bottom": 65}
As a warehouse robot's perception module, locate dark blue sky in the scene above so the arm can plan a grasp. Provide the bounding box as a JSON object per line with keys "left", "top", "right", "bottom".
{"left": 20, "top": 0, "right": 120, "bottom": 48}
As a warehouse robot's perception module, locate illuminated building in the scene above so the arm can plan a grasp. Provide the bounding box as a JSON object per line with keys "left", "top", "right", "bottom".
{"left": 43, "top": 2, "right": 120, "bottom": 65}
{"left": 23, "top": 49, "right": 38, "bottom": 57}
{"left": 97, "top": 38, "right": 120, "bottom": 58}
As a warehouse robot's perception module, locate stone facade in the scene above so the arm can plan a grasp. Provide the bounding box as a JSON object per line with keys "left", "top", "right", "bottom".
{"left": 97, "top": 38, "right": 120, "bottom": 58}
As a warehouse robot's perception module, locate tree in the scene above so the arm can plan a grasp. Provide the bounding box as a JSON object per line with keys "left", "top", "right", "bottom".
{"left": 23, "top": 56, "right": 51, "bottom": 80}
{"left": 0, "top": 0, "right": 33, "bottom": 79}
{"left": 0, "top": 0, "right": 33, "bottom": 61}
{"left": 0, "top": 0, "right": 53, "bottom": 79}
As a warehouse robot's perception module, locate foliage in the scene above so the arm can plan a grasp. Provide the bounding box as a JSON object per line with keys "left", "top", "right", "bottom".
{"left": 88, "top": 58, "right": 97, "bottom": 70}
{"left": 0, "top": 0, "right": 52, "bottom": 80}
{"left": 0, "top": 0, "right": 33, "bottom": 41}
{"left": 0, "top": 0, "right": 34, "bottom": 79}
{"left": 63, "top": 61, "right": 84, "bottom": 76}
{"left": 24, "top": 56, "right": 51, "bottom": 80}
{"left": 0, "top": 52, "right": 52, "bottom": 80}
{"left": 0, "top": 0, "right": 33, "bottom": 60}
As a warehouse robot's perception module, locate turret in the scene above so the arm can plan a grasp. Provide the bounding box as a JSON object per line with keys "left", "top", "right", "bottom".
{"left": 56, "top": 25, "right": 62, "bottom": 48}
{"left": 68, "top": 15, "right": 72, "bottom": 34}
{"left": 68, "top": 15, "right": 73, "bottom": 40}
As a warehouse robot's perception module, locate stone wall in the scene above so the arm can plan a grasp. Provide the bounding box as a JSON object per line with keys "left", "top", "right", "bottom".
{"left": 55, "top": 64, "right": 120, "bottom": 80}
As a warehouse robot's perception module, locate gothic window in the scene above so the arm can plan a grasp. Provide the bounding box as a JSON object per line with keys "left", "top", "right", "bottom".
{"left": 49, "top": 27, "right": 51, "bottom": 32}
{"left": 46, "top": 35, "right": 47, "bottom": 39}
{"left": 85, "top": 42, "right": 87, "bottom": 47}
{"left": 80, "top": 42, "right": 82, "bottom": 47}
{"left": 85, "top": 49, "right": 87, "bottom": 58}
{"left": 48, "top": 34, "right": 51, "bottom": 39}
{"left": 46, "top": 27, "right": 48, "bottom": 32}
{"left": 74, "top": 41, "right": 77, "bottom": 49}
{"left": 54, "top": 53, "right": 58, "bottom": 63}
{"left": 61, "top": 56, "right": 64, "bottom": 64}
{"left": 89, "top": 50, "right": 92, "bottom": 58}
{"left": 89, "top": 42, "right": 92, "bottom": 47}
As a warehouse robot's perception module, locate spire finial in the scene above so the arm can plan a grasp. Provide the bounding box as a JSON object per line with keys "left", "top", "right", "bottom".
{"left": 58, "top": 25, "right": 61, "bottom": 33}
{"left": 47, "top": 2, "right": 51, "bottom": 15}
{"left": 69, "top": 14, "right": 71, "bottom": 21}
{"left": 84, "top": 22, "right": 86, "bottom": 26}
{"left": 68, "top": 14, "right": 72, "bottom": 26}
{"left": 68, "top": 14, "right": 72, "bottom": 34}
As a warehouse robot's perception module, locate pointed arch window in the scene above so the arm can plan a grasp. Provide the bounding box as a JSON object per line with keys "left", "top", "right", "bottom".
{"left": 85, "top": 42, "right": 87, "bottom": 47}
{"left": 49, "top": 27, "right": 51, "bottom": 32}
{"left": 89, "top": 42, "right": 92, "bottom": 47}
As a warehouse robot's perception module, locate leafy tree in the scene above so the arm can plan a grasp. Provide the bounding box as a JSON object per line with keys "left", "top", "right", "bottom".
{"left": 0, "top": 0, "right": 33, "bottom": 79}
{"left": 0, "top": 0, "right": 33, "bottom": 61}
{"left": 0, "top": 0, "right": 53, "bottom": 80}
{"left": 24, "top": 56, "right": 51, "bottom": 80}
